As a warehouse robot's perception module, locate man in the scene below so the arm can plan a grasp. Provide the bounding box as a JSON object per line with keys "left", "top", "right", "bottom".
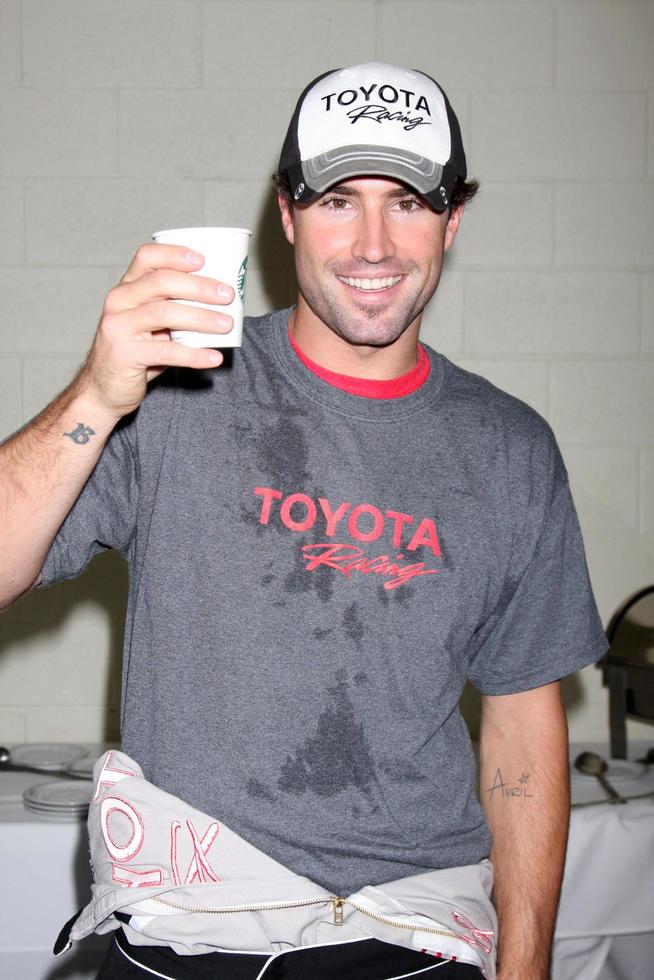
{"left": 0, "top": 63, "right": 606, "bottom": 980}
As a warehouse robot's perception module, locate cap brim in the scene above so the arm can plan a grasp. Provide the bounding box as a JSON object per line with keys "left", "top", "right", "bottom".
{"left": 292, "top": 144, "right": 453, "bottom": 212}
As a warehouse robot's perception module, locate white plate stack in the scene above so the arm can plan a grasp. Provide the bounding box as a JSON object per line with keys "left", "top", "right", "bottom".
{"left": 23, "top": 780, "right": 93, "bottom": 821}
{"left": 10, "top": 742, "right": 87, "bottom": 771}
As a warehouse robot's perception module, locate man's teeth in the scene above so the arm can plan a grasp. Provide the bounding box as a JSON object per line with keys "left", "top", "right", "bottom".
{"left": 338, "top": 275, "right": 402, "bottom": 291}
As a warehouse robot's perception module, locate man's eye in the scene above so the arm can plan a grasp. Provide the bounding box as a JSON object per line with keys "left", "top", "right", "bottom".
{"left": 397, "top": 198, "right": 422, "bottom": 212}
{"left": 323, "top": 196, "right": 349, "bottom": 210}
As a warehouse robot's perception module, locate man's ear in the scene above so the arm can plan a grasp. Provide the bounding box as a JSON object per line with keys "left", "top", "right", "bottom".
{"left": 278, "top": 193, "right": 295, "bottom": 246}
{"left": 444, "top": 204, "right": 464, "bottom": 252}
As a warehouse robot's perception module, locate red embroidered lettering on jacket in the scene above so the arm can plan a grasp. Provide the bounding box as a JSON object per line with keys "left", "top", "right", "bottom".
{"left": 94, "top": 759, "right": 221, "bottom": 889}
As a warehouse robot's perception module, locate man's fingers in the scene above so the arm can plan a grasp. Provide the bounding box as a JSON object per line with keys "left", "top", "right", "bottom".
{"left": 137, "top": 338, "right": 224, "bottom": 370}
{"left": 85, "top": 242, "right": 233, "bottom": 416}
{"left": 105, "top": 269, "right": 234, "bottom": 315}
{"left": 120, "top": 243, "right": 204, "bottom": 285}
{"left": 104, "top": 299, "right": 233, "bottom": 338}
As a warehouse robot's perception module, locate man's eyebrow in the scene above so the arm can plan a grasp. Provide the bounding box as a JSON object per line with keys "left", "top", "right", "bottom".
{"left": 324, "top": 184, "right": 357, "bottom": 197}
{"left": 384, "top": 186, "right": 419, "bottom": 199}
{"left": 323, "top": 184, "right": 418, "bottom": 199}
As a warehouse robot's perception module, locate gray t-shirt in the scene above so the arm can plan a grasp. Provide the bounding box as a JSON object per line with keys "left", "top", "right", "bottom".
{"left": 41, "top": 308, "right": 607, "bottom": 894}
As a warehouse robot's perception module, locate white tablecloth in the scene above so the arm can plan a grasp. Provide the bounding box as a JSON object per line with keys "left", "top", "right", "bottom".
{"left": 553, "top": 743, "right": 654, "bottom": 980}
{"left": 0, "top": 745, "right": 111, "bottom": 980}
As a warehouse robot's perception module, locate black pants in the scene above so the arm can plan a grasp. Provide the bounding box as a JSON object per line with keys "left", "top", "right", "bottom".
{"left": 97, "top": 929, "right": 485, "bottom": 979}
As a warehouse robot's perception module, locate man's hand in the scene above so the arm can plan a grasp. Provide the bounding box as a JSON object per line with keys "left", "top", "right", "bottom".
{"left": 82, "top": 243, "right": 235, "bottom": 420}
{"left": 480, "top": 682, "right": 570, "bottom": 980}
{"left": 0, "top": 243, "right": 235, "bottom": 609}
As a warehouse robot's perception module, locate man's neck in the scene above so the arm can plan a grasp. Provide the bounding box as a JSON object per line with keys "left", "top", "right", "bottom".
{"left": 288, "top": 301, "right": 422, "bottom": 380}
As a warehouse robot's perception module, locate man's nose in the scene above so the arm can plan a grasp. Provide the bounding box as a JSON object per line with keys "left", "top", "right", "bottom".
{"left": 352, "top": 207, "right": 396, "bottom": 264}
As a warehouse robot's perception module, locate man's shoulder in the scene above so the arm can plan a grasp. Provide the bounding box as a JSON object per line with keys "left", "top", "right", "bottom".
{"left": 243, "top": 308, "right": 288, "bottom": 338}
{"left": 427, "top": 343, "right": 556, "bottom": 449}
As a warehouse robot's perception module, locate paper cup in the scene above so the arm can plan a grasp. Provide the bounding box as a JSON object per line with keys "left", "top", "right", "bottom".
{"left": 152, "top": 227, "right": 252, "bottom": 348}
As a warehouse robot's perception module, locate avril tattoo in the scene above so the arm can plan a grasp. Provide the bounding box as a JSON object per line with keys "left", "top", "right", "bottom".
{"left": 487, "top": 768, "right": 534, "bottom": 801}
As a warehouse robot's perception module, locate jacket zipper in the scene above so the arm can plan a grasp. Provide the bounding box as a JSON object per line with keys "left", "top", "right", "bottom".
{"left": 152, "top": 894, "right": 460, "bottom": 940}
{"left": 344, "top": 897, "right": 459, "bottom": 939}
{"left": 153, "top": 895, "right": 333, "bottom": 916}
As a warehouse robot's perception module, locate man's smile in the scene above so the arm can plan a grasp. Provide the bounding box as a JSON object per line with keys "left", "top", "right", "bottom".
{"left": 336, "top": 274, "right": 403, "bottom": 292}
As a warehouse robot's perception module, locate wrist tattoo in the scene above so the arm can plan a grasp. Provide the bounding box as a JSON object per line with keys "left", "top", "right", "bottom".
{"left": 64, "top": 422, "right": 96, "bottom": 445}
{"left": 487, "top": 768, "right": 533, "bottom": 800}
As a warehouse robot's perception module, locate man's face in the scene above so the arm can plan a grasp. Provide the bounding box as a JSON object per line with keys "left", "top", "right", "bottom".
{"left": 279, "top": 176, "right": 462, "bottom": 350}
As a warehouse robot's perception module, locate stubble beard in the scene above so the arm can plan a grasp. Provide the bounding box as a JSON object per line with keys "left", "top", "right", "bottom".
{"left": 298, "top": 266, "right": 432, "bottom": 349}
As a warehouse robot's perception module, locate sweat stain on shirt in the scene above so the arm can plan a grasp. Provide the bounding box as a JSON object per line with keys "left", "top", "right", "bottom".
{"left": 313, "top": 627, "right": 334, "bottom": 641}
{"left": 343, "top": 602, "right": 365, "bottom": 649}
{"left": 277, "top": 669, "right": 376, "bottom": 798}
{"left": 260, "top": 414, "right": 312, "bottom": 487}
{"left": 284, "top": 535, "right": 333, "bottom": 601}
{"left": 246, "top": 778, "right": 279, "bottom": 803}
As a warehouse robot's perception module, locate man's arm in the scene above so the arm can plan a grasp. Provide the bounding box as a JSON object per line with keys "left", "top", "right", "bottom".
{"left": 0, "top": 244, "right": 233, "bottom": 610}
{"left": 479, "top": 681, "right": 570, "bottom": 980}
{"left": 0, "top": 381, "right": 130, "bottom": 609}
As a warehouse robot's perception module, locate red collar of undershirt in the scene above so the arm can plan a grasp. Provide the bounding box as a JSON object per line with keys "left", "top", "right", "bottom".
{"left": 287, "top": 325, "right": 431, "bottom": 400}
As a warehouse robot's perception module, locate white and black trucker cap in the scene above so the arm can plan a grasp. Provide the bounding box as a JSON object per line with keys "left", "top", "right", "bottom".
{"left": 278, "top": 62, "right": 467, "bottom": 213}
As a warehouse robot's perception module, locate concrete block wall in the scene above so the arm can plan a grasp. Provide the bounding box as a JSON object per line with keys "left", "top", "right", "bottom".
{"left": 1, "top": 0, "right": 652, "bottom": 746}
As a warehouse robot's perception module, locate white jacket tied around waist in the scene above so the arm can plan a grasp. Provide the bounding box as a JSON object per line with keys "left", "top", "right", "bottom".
{"left": 63, "top": 751, "right": 497, "bottom": 977}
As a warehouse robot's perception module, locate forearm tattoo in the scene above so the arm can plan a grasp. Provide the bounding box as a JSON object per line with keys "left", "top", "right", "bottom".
{"left": 487, "top": 768, "right": 533, "bottom": 800}
{"left": 64, "top": 422, "right": 96, "bottom": 445}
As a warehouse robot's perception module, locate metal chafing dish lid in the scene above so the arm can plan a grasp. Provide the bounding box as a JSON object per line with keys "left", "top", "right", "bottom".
{"left": 606, "top": 586, "right": 654, "bottom": 668}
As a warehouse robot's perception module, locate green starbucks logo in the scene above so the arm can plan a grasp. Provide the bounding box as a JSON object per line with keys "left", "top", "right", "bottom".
{"left": 237, "top": 256, "right": 248, "bottom": 302}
